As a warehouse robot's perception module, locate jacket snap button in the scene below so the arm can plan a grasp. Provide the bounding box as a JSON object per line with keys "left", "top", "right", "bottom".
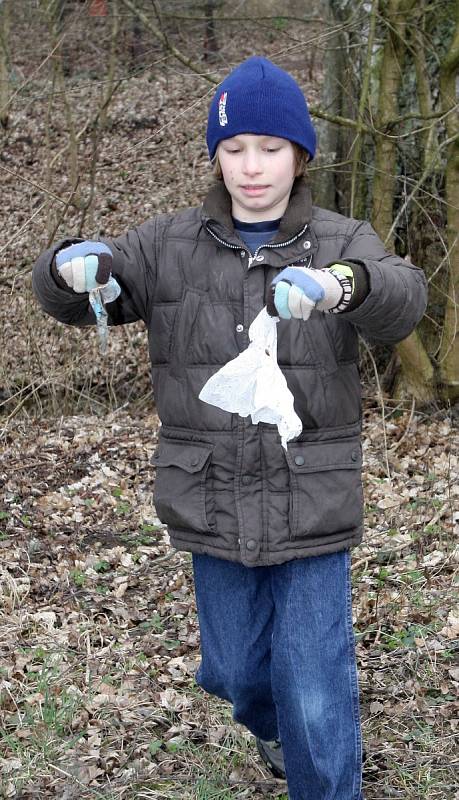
{"left": 303, "top": 240, "right": 311, "bottom": 250}
{"left": 236, "top": 324, "right": 244, "bottom": 333}
{"left": 240, "top": 250, "right": 246, "bottom": 257}
{"left": 351, "top": 451, "right": 358, "bottom": 462}
{"left": 241, "top": 475, "right": 251, "bottom": 485}
{"left": 246, "top": 539, "right": 256, "bottom": 551}
{"left": 190, "top": 456, "right": 200, "bottom": 466}
{"left": 294, "top": 455, "right": 305, "bottom": 466}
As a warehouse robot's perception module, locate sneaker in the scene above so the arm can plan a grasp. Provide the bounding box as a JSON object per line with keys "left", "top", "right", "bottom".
{"left": 256, "top": 737, "right": 286, "bottom": 779}
{"left": 256, "top": 737, "right": 367, "bottom": 780}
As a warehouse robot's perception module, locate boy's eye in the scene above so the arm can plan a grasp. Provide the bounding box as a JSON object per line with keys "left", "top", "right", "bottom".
{"left": 222, "top": 144, "right": 281, "bottom": 154}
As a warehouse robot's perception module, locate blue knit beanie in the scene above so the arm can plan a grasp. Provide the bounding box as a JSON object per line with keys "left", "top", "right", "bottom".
{"left": 206, "top": 56, "right": 316, "bottom": 161}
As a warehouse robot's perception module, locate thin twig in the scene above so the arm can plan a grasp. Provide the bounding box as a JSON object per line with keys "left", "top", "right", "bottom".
{"left": 384, "top": 133, "right": 457, "bottom": 245}
{"left": 46, "top": 176, "right": 81, "bottom": 248}
{"left": 389, "top": 397, "right": 416, "bottom": 453}
{"left": 48, "top": 763, "right": 108, "bottom": 800}
{"left": 0, "top": 202, "right": 47, "bottom": 258}
{"left": 360, "top": 337, "right": 391, "bottom": 481}
{"left": 0, "top": 163, "right": 74, "bottom": 207}
{"left": 115, "top": 85, "right": 214, "bottom": 158}
{"left": 0, "top": 33, "right": 66, "bottom": 116}
{"left": 47, "top": 78, "right": 123, "bottom": 174}
{"left": 118, "top": 0, "right": 219, "bottom": 83}
{"left": 352, "top": 500, "right": 450, "bottom": 572}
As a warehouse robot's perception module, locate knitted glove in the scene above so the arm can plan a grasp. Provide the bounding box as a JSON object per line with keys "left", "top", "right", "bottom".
{"left": 268, "top": 263, "right": 355, "bottom": 321}
{"left": 55, "top": 241, "right": 113, "bottom": 293}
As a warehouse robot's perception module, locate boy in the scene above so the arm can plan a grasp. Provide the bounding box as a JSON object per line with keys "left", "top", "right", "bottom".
{"left": 33, "top": 57, "right": 427, "bottom": 800}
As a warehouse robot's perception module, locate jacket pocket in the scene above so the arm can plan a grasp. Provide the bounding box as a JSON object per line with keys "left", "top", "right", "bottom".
{"left": 152, "top": 439, "right": 215, "bottom": 534}
{"left": 287, "top": 437, "right": 363, "bottom": 539}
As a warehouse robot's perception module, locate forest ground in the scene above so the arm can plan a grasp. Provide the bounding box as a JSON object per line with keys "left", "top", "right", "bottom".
{"left": 0, "top": 403, "right": 457, "bottom": 799}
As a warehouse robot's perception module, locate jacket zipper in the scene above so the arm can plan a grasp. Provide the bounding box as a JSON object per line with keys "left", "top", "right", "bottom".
{"left": 205, "top": 221, "right": 310, "bottom": 267}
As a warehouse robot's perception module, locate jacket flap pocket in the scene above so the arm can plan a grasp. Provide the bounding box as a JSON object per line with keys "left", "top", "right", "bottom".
{"left": 287, "top": 438, "right": 361, "bottom": 473}
{"left": 152, "top": 440, "right": 213, "bottom": 473}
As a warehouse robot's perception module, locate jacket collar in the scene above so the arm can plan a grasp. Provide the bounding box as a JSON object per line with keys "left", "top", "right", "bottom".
{"left": 201, "top": 177, "right": 313, "bottom": 246}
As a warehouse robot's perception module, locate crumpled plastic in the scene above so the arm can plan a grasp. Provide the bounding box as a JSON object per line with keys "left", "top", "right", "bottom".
{"left": 89, "top": 277, "right": 121, "bottom": 354}
{"left": 199, "top": 307, "right": 302, "bottom": 449}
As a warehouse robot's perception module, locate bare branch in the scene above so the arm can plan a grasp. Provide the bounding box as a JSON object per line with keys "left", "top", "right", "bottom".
{"left": 0, "top": 163, "right": 75, "bottom": 207}
{"left": 118, "top": 0, "right": 219, "bottom": 84}
{"left": 0, "top": 202, "right": 46, "bottom": 259}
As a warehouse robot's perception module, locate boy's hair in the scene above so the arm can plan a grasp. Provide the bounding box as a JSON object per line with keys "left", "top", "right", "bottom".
{"left": 212, "top": 142, "right": 309, "bottom": 180}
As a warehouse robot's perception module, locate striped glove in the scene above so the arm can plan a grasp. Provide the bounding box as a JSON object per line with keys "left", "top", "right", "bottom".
{"left": 269, "top": 264, "right": 355, "bottom": 321}
{"left": 55, "top": 241, "right": 114, "bottom": 293}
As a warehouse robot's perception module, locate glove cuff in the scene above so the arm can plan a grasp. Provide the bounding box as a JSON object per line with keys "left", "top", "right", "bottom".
{"left": 52, "top": 257, "right": 76, "bottom": 293}
{"left": 324, "top": 260, "right": 370, "bottom": 313}
{"left": 51, "top": 239, "right": 85, "bottom": 294}
{"left": 327, "top": 264, "right": 354, "bottom": 313}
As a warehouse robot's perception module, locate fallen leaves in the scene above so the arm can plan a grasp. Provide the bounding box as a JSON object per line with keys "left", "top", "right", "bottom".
{"left": 0, "top": 402, "right": 457, "bottom": 799}
{"left": 440, "top": 607, "right": 459, "bottom": 640}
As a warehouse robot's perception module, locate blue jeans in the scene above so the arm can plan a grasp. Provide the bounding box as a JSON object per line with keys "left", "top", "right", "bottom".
{"left": 192, "top": 550, "right": 363, "bottom": 800}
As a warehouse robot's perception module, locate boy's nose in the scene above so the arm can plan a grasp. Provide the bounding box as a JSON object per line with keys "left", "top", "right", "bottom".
{"left": 242, "top": 152, "right": 262, "bottom": 175}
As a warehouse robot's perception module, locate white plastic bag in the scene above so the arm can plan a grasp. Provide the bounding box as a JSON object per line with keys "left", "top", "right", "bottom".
{"left": 199, "top": 307, "right": 302, "bottom": 449}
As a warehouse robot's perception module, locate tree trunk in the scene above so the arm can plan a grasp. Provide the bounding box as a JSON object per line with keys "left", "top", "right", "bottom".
{"left": 392, "top": 336, "right": 437, "bottom": 403}
{"left": 203, "top": 1, "right": 219, "bottom": 62}
{"left": 411, "top": 11, "right": 439, "bottom": 175}
{"left": 311, "top": 0, "right": 349, "bottom": 211}
{"left": 438, "top": 0, "right": 459, "bottom": 402}
{"left": 372, "top": 0, "right": 412, "bottom": 248}
{"left": 349, "top": 0, "right": 378, "bottom": 219}
{"left": 372, "top": 0, "right": 435, "bottom": 402}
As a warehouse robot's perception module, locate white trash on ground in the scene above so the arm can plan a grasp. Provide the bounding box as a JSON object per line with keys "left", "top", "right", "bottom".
{"left": 199, "top": 307, "right": 302, "bottom": 449}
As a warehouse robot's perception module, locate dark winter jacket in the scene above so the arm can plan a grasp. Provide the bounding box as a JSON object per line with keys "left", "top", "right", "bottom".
{"left": 32, "top": 179, "right": 427, "bottom": 567}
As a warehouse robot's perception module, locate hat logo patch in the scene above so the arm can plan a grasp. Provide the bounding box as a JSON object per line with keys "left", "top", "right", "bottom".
{"left": 218, "top": 92, "right": 228, "bottom": 126}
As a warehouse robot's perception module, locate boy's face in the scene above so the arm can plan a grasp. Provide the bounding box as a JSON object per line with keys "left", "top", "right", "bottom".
{"left": 216, "top": 134, "right": 296, "bottom": 222}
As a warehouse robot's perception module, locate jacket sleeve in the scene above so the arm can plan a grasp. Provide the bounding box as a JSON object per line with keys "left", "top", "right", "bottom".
{"left": 339, "top": 220, "right": 428, "bottom": 343}
{"left": 32, "top": 217, "right": 160, "bottom": 327}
